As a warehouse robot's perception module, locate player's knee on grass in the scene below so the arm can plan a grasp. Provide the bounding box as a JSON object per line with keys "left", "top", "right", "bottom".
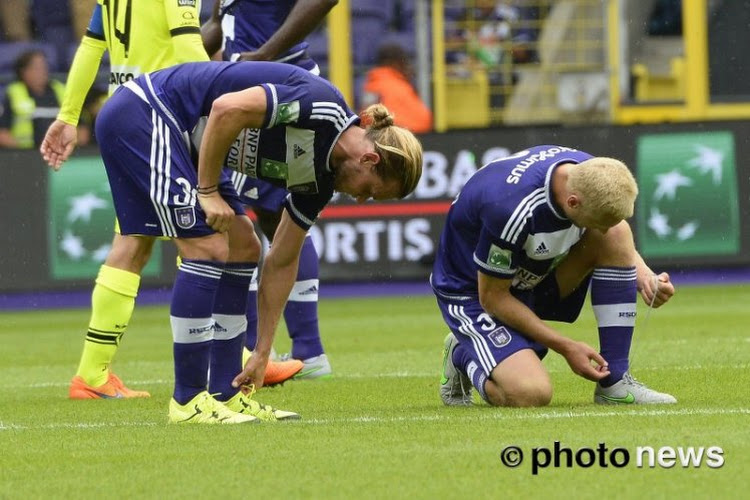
{"left": 486, "top": 376, "right": 553, "bottom": 407}
{"left": 486, "top": 350, "right": 553, "bottom": 407}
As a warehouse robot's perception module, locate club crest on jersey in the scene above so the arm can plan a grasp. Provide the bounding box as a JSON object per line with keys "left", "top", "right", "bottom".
{"left": 487, "top": 244, "right": 512, "bottom": 271}
{"left": 488, "top": 327, "right": 512, "bottom": 348}
{"left": 174, "top": 206, "right": 196, "bottom": 229}
{"left": 177, "top": 0, "right": 196, "bottom": 7}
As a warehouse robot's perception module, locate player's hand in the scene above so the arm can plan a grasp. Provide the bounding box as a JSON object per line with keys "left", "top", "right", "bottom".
{"left": 232, "top": 350, "right": 268, "bottom": 390}
{"left": 40, "top": 120, "right": 78, "bottom": 170}
{"left": 559, "top": 340, "right": 609, "bottom": 382}
{"left": 639, "top": 272, "right": 674, "bottom": 308}
{"left": 198, "top": 191, "right": 234, "bottom": 233}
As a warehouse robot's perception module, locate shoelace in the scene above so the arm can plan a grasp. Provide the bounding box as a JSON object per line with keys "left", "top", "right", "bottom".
{"left": 239, "top": 385, "right": 276, "bottom": 419}
{"left": 622, "top": 372, "right": 645, "bottom": 388}
{"left": 205, "top": 392, "right": 238, "bottom": 417}
{"left": 630, "top": 274, "right": 660, "bottom": 371}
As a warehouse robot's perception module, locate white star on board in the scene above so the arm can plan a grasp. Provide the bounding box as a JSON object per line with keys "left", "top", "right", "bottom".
{"left": 91, "top": 244, "right": 111, "bottom": 262}
{"left": 67, "top": 192, "right": 108, "bottom": 223}
{"left": 60, "top": 230, "right": 86, "bottom": 259}
{"left": 676, "top": 221, "right": 699, "bottom": 241}
{"left": 648, "top": 207, "right": 672, "bottom": 238}
{"left": 687, "top": 145, "right": 723, "bottom": 185}
{"left": 653, "top": 170, "right": 693, "bottom": 201}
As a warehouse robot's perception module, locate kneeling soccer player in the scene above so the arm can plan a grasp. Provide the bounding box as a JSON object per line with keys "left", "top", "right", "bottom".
{"left": 432, "top": 145, "right": 677, "bottom": 407}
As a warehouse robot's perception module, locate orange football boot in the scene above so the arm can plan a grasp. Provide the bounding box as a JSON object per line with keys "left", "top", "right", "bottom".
{"left": 263, "top": 358, "right": 304, "bottom": 386}
{"left": 242, "top": 347, "right": 303, "bottom": 387}
{"left": 69, "top": 373, "right": 151, "bottom": 399}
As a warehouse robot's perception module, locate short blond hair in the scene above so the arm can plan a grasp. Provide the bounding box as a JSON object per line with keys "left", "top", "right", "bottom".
{"left": 360, "top": 104, "right": 423, "bottom": 198}
{"left": 567, "top": 157, "right": 638, "bottom": 220}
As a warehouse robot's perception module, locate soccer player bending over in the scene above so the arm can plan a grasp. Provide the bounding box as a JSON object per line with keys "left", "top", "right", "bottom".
{"left": 432, "top": 145, "right": 676, "bottom": 407}
{"left": 93, "top": 60, "right": 422, "bottom": 423}
{"left": 202, "top": 0, "right": 339, "bottom": 380}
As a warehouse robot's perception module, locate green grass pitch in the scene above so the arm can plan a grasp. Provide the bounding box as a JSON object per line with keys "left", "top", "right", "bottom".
{"left": 1, "top": 284, "right": 748, "bottom": 498}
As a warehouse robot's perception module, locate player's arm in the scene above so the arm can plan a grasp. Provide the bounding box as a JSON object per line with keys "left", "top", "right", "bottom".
{"left": 196, "top": 86, "right": 269, "bottom": 232}
{"left": 477, "top": 272, "right": 609, "bottom": 382}
{"left": 232, "top": 210, "right": 307, "bottom": 389}
{"left": 40, "top": 5, "right": 107, "bottom": 169}
{"left": 201, "top": 0, "right": 223, "bottom": 58}
{"left": 238, "top": 0, "right": 338, "bottom": 61}
{"left": 164, "top": 0, "right": 210, "bottom": 62}
{"left": 634, "top": 250, "right": 674, "bottom": 308}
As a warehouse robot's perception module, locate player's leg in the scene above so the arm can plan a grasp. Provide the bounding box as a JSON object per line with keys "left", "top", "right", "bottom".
{"left": 283, "top": 235, "right": 330, "bottom": 378}
{"left": 436, "top": 299, "right": 551, "bottom": 407}
{"left": 209, "top": 212, "right": 299, "bottom": 421}
{"left": 170, "top": 234, "right": 256, "bottom": 424}
{"left": 209, "top": 214, "right": 260, "bottom": 400}
{"left": 95, "top": 93, "right": 254, "bottom": 423}
{"left": 553, "top": 222, "right": 676, "bottom": 404}
{"left": 171, "top": 233, "right": 228, "bottom": 406}
{"left": 69, "top": 233, "right": 154, "bottom": 399}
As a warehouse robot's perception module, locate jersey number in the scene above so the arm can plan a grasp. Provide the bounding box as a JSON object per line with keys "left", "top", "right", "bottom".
{"left": 103, "top": 0, "right": 132, "bottom": 55}
{"left": 174, "top": 178, "right": 197, "bottom": 206}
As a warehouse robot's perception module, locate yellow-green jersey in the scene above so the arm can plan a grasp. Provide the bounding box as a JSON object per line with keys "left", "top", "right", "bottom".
{"left": 58, "top": 0, "right": 209, "bottom": 126}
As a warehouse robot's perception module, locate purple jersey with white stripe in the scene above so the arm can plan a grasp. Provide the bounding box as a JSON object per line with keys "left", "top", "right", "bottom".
{"left": 431, "top": 145, "right": 594, "bottom": 300}
{"left": 125, "top": 60, "right": 358, "bottom": 229}
{"left": 219, "top": 0, "right": 315, "bottom": 70}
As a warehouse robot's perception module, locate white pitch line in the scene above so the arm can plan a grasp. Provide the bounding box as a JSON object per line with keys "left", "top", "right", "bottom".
{"left": 2, "top": 407, "right": 749, "bottom": 432}
{"left": 9, "top": 363, "right": 750, "bottom": 390}
{"left": 300, "top": 407, "right": 750, "bottom": 425}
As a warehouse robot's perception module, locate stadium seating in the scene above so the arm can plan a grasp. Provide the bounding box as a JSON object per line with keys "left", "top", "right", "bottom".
{"left": 30, "top": 0, "right": 75, "bottom": 65}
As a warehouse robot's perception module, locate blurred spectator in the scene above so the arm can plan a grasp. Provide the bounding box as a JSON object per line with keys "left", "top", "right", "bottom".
{"left": 360, "top": 43, "right": 432, "bottom": 133}
{"left": 0, "top": 0, "right": 32, "bottom": 41}
{"left": 469, "top": 0, "right": 539, "bottom": 68}
{"left": 0, "top": 49, "right": 64, "bottom": 148}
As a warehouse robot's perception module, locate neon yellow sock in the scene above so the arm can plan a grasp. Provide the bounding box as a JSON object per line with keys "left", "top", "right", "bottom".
{"left": 75, "top": 265, "right": 140, "bottom": 386}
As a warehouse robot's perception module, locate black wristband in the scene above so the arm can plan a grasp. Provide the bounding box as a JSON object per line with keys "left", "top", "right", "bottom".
{"left": 196, "top": 184, "right": 218, "bottom": 194}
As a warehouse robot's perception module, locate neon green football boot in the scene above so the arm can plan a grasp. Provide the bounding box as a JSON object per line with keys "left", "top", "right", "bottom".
{"left": 168, "top": 391, "right": 260, "bottom": 424}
